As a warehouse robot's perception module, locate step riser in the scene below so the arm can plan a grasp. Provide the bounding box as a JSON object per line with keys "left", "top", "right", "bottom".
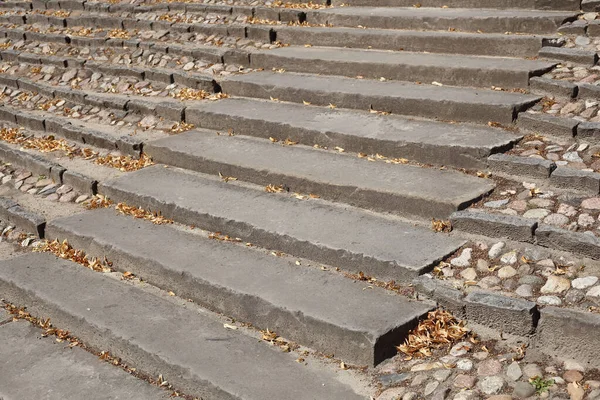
{"left": 331, "top": 0, "right": 580, "bottom": 10}
{"left": 47, "top": 213, "right": 430, "bottom": 367}
{"left": 184, "top": 109, "right": 507, "bottom": 170}
{"left": 250, "top": 52, "right": 548, "bottom": 88}
{"left": 145, "top": 142, "right": 485, "bottom": 219}
{"left": 273, "top": 28, "right": 545, "bottom": 58}
{"left": 306, "top": 13, "right": 572, "bottom": 35}
{"left": 220, "top": 79, "right": 535, "bottom": 124}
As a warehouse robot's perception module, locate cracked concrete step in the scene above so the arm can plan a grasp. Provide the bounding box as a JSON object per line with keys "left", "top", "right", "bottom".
{"left": 47, "top": 209, "right": 433, "bottom": 366}
{"left": 331, "top": 0, "right": 580, "bottom": 9}
{"left": 0, "top": 252, "right": 365, "bottom": 400}
{"left": 305, "top": 7, "right": 577, "bottom": 34}
{"left": 185, "top": 98, "right": 520, "bottom": 170}
{"left": 249, "top": 46, "right": 556, "bottom": 88}
{"left": 100, "top": 165, "right": 465, "bottom": 281}
{"left": 220, "top": 71, "right": 542, "bottom": 124}
{"left": 271, "top": 26, "right": 552, "bottom": 57}
{"left": 0, "top": 314, "right": 172, "bottom": 400}
{"left": 144, "top": 129, "right": 495, "bottom": 218}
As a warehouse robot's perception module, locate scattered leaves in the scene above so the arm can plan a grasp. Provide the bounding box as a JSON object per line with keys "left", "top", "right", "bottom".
{"left": 84, "top": 194, "right": 113, "bottom": 210}
{"left": 431, "top": 219, "right": 452, "bottom": 233}
{"left": 169, "top": 121, "right": 194, "bottom": 134}
{"left": 115, "top": 202, "right": 173, "bottom": 225}
{"left": 208, "top": 232, "right": 242, "bottom": 243}
{"left": 397, "top": 310, "right": 469, "bottom": 359}
{"left": 265, "top": 184, "right": 285, "bottom": 193}
{"left": 34, "top": 239, "right": 113, "bottom": 272}
{"left": 95, "top": 153, "right": 154, "bottom": 172}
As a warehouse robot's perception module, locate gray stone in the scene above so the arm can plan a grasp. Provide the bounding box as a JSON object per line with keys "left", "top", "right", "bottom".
{"left": 516, "top": 284, "right": 534, "bottom": 297}
{"left": 523, "top": 363, "right": 544, "bottom": 379}
{"left": 424, "top": 381, "right": 439, "bottom": 396}
{"left": 452, "top": 248, "right": 473, "bottom": 267}
{"left": 507, "top": 361, "right": 523, "bottom": 381}
{"left": 551, "top": 168, "right": 600, "bottom": 195}
{"left": 47, "top": 209, "right": 434, "bottom": 367}
{"left": 535, "top": 225, "right": 600, "bottom": 260}
{"left": 0, "top": 319, "right": 170, "bottom": 400}
{"left": 541, "top": 275, "right": 571, "bottom": 294}
{"left": 464, "top": 291, "right": 538, "bottom": 335}
{"left": 100, "top": 166, "right": 466, "bottom": 282}
{"left": 477, "top": 359, "right": 502, "bottom": 376}
{"left": 538, "top": 295, "right": 563, "bottom": 306}
{"left": 489, "top": 242, "right": 506, "bottom": 258}
{"left": 513, "top": 381, "right": 536, "bottom": 398}
{"left": 543, "top": 213, "right": 570, "bottom": 226}
{"left": 456, "top": 359, "right": 473, "bottom": 371}
{"left": 523, "top": 208, "right": 551, "bottom": 219}
{"left": 478, "top": 376, "right": 505, "bottom": 395}
{"left": 488, "top": 153, "right": 555, "bottom": 179}
{"left": 500, "top": 251, "right": 518, "bottom": 265}
{"left": 572, "top": 276, "right": 599, "bottom": 289}
{"left": 379, "top": 373, "right": 411, "bottom": 387}
{"left": 450, "top": 341, "right": 473, "bottom": 357}
{"left": 0, "top": 252, "right": 363, "bottom": 400}
{"left": 450, "top": 211, "right": 536, "bottom": 242}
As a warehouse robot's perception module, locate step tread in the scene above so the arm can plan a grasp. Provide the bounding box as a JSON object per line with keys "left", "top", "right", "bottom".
{"left": 100, "top": 165, "right": 465, "bottom": 280}
{"left": 145, "top": 129, "right": 495, "bottom": 213}
{"left": 47, "top": 209, "right": 432, "bottom": 365}
{"left": 0, "top": 316, "right": 170, "bottom": 400}
{"left": 313, "top": 6, "right": 577, "bottom": 18}
{"left": 252, "top": 46, "right": 556, "bottom": 72}
{"left": 0, "top": 252, "right": 365, "bottom": 400}
{"left": 222, "top": 71, "right": 541, "bottom": 106}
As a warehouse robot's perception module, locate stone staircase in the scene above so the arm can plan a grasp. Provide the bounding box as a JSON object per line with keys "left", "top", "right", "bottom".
{"left": 0, "top": 0, "right": 599, "bottom": 398}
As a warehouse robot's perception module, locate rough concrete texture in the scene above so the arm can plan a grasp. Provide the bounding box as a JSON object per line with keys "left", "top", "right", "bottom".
{"left": 249, "top": 46, "right": 555, "bottom": 87}
{"left": 145, "top": 130, "right": 495, "bottom": 218}
{"left": 272, "top": 26, "right": 545, "bottom": 57}
{"left": 450, "top": 210, "right": 537, "bottom": 242}
{"left": 488, "top": 153, "right": 556, "bottom": 179}
{"left": 100, "top": 165, "right": 465, "bottom": 281}
{"left": 536, "top": 307, "right": 600, "bottom": 369}
{"left": 185, "top": 97, "right": 519, "bottom": 169}
{"left": 464, "top": 291, "right": 539, "bottom": 335}
{"left": 0, "top": 319, "right": 172, "bottom": 400}
{"left": 0, "top": 252, "right": 366, "bottom": 400}
{"left": 539, "top": 47, "right": 600, "bottom": 65}
{"left": 220, "top": 71, "right": 541, "bottom": 124}
{"left": 550, "top": 167, "right": 600, "bottom": 194}
{"left": 530, "top": 76, "right": 578, "bottom": 98}
{"left": 536, "top": 224, "right": 600, "bottom": 260}
{"left": 517, "top": 112, "right": 579, "bottom": 138}
{"left": 47, "top": 209, "right": 433, "bottom": 366}
{"left": 307, "top": 7, "right": 576, "bottom": 34}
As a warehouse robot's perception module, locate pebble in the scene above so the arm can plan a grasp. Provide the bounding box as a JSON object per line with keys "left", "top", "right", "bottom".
{"left": 46, "top": 193, "right": 59, "bottom": 202}
{"left": 516, "top": 284, "right": 534, "bottom": 297}
{"left": 582, "top": 197, "right": 600, "bottom": 209}
{"left": 449, "top": 342, "right": 472, "bottom": 357}
{"left": 530, "top": 198, "right": 554, "bottom": 208}
{"left": 453, "top": 390, "right": 477, "bottom": 400}
{"left": 460, "top": 268, "right": 477, "bottom": 281}
{"left": 488, "top": 242, "right": 505, "bottom": 259}
{"left": 514, "top": 381, "right": 536, "bottom": 398}
{"left": 523, "top": 208, "right": 551, "bottom": 219}
{"left": 402, "top": 393, "right": 417, "bottom": 400}
{"left": 563, "top": 370, "right": 583, "bottom": 383}
{"left": 572, "top": 276, "right": 599, "bottom": 289}
{"left": 507, "top": 361, "right": 523, "bottom": 381}
{"left": 478, "top": 376, "right": 505, "bottom": 395}
{"left": 379, "top": 373, "right": 411, "bottom": 387}
{"left": 564, "top": 360, "right": 585, "bottom": 372}
{"left": 544, "top": 213, "right": 570, "bottom": 226}
{"left": 423, "top": 381, "right": 439, "bottom": 396}
{"left": 500, "top": 251, "right": 518, "bottom": 265}
{"left": 433, "top": 370, "right": 451, "bottom": 382}
{"left": 456, "top": 359, "right": 473, "bottom": 371}
{"left": 477, "top": 359, "right": 502, "bottom": 376}
{"left": 377, "top": 387, "right": 406, "bottom": 400}
{"left": 498, "top": 266, "right": 517, "bottom": 279}
{"left": 538, "top": 295, "right": 562, "bottom": 305}
{"left": 586, "top": 285, "right": 600, "bottom": 297}
{"left": 563, "top": 151, "right": 584, "bottom": 162}
{"left": 477, "top": 259, "right": 490, "bottom": 272}
{"left": 578, "top": 213, "right": 595, "bottom": 227}
{"left": 523, "top": 363, "right": 544, "bottom": 379}
{"left": 541, "top": 275, "right": 571, "bottom": 294}
{"left": 411, "top": 374, "right": 427, "bottom": 387}
{"left": 75, "top": 194, "right": 89, "bottom": 204}
{"left": 568, "top": 382, "right": 585, "bottom": 400}
{"left": 451, "top": 248, "right": 472, "bottom": 267}
{"left": 453, "top": 374, "right": 476, "bottom": 389}
{"left": 485, "top": 199, "right": 509, "bottom": 208}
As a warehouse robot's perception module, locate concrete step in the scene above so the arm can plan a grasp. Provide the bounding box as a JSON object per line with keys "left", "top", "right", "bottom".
{"left": 0, "top": 311, "right": 172, "bottom": 400}
{"left": 331, "top": 0, "right": 580, "bottom": 10}
{"left": 220, "top": 71, "right": 542, "bottom": 124}
{"left": 305, "top": 7, "right": 577, "bottom": 34}
{"left": 271, "top": 26, "right": 551, "bottom": 57}
{"left": 249, "top": 46, "right": 556, "bottom": 88}
{"left": 185, "top": 98, "right": 520, "bottom": 169}
{"left": 100, "top": 165, "right": 466, "bottom": 281}
{"left": 0, "top": 252, "right": 365, "bottom": 399}
{"left": 144, "top": 129, "right": 495, "bottom": 218}
{"left": 47, "top": 209, "right": 433, "bottom": 366}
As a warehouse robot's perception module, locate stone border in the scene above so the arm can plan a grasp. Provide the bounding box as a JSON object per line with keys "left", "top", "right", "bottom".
{"left": 412, "top": 274, "right": 600, "bottom": 369}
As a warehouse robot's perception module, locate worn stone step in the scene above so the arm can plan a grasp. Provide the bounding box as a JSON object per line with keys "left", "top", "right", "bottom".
{"left": 145, "top": 130, "right": 495, "bottom": 218}
{"left": 220, "top": 71, "right": 542, "bottom": 124}
{"left": 0, "top": 252, "right": 365, "bottom": 399}
{"left": 47, "top": 209, "right": 432, "bottom": 366}
{"left": 271, "top": 26, "right": 549, "bottom": 57}
{"left": 330, "top": 0, "right": 580, "bottom": 10}
{"left": 305, "top": 7, "right": 576, "bottom": 34}
{"left": 0, "top": 313, "right": 172, "bottom": 400}
{"left": 185, "top": 98, "right": 519, "bottom": 169}
{"left": 100, "top": 165, "right": 465, "bottom": 281}
{"left": 249, "top": 46, "right": 555, "bottom": 88}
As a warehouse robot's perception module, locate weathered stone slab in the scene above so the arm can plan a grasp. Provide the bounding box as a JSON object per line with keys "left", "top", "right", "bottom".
{"left": 488, "top": 153, "right": 555, "bottom": 179}
{"left": 530, "top": 76, "right": 577, "bottom": 98}
{"left": 550, "top": 167, "right": 600, "bottom": 194}
{"left": 517, "top": 112, "right": 578, "bottom": 137}
{"left": 536, "top": 224, "right": 600, "bottom": 259}
{"left": 451, "top": 210, "right": 537, "bottom": 242}
{"left": 0, "top": 252, "right": 365, "bottom": 400}
{"left": 539, "top": 46, "right": 599, "bottom": 65}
